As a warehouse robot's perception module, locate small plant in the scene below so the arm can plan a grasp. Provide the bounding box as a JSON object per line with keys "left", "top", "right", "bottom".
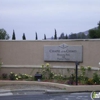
{"left": 86, "top": 78, "right": 94, "bottom": 85}
{"left": 93, "top": 72, "right": 100, "bottom": 84}
{"left": 21, "top": 73, "right": 33, "bottom": 80}
{"left": 80, "top": 66, "right": 86, "bottom": 75}
{"left": 53, "top": 74, "right": 63, "bottom": 81}
{"left": 9, "top": 72, "right": 16, "bottom": 80}
{"left": 2, "top": 73, "right": 8, "bottom": 79}
{"left": 41, "top": 63, "right": 54, "bottom": 80}
{"left": 67, "top": 68, "right": 70, "bottom": 73}
{"left": 87, "top": 66, "right": 92, "bottom": 71}
{"left": 8, "top": 72, "right": 34, "bottom": 81}
{"left": 0, "top": 60, "right": 3, "bottom": 71}
{"left": 79, "top": 66, "right": 87, "bottom": 84}
{"left": 30, "top": 68, "right": 34, "bottom": 75}
{"left": 67, "top": 74, "right": 75, "bottom": 85}
{"left": 62, "top": 75, "right": 68, "bottom": 80}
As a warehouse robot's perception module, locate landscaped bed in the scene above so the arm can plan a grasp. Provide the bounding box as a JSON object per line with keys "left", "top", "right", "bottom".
{"left": 1, "top": 63, "right": 100, "bottom": 85}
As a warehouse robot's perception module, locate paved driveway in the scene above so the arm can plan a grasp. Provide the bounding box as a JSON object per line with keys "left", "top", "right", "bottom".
{"left": 0, "top": 92, "right": 95, "bottom": 100}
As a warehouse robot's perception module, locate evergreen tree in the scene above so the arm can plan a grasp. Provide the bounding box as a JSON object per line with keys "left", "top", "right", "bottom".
{"left": 35, "top": 32, "right": 38, "bottom": 40}
{"left": 54, "top": 29, "right": 57, "bottom": 39}
{"left": 22, "top": 33, "right": 26, "bottom": 40}
{"left": 59, "top": 33, "right": 65, "bottom": 39}
{"left": 44, "top": 34, "right": 46, "bottom": 40}
{"left": 65, "top": 34, "right": 68, "bottom": 39}
{"left": 12, "top": 30, "right": 16, "bottom": 40}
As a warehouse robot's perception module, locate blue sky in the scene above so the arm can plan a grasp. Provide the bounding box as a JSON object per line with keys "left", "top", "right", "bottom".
{"left": 0, "top": 0, "right": 100, "bottom": 40}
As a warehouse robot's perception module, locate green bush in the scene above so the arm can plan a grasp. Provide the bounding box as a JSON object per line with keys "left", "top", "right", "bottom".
{"left": 93, "top": 72, "right": 100, "bottom": 84}
{"left": 86, "top": 78, "right": 94, "bottom": 85}
{"left": 87, "top": 66, "right": 92, "bottom": 71}
{"left": 41, "top": 63, "right": 54, "bottom": 80}
{"left": 9, "top": 72, "right": 16, "bottom": 80}
{"left": 2, "top": 73, "right": 8, "bottom": 79}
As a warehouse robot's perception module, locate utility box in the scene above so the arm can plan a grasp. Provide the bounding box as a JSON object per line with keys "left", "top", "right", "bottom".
{"left": 34, "top": 72, "right": 42, "bottom": 81}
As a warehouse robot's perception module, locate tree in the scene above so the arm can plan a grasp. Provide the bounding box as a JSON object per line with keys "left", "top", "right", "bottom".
{"left": 54, "top": 29, "right": 57, "bottom": 39}
{"left": 59, "top": 33, "right": 68, "bottom": 39}
{"left": 89, "top": 29, "right": 100, "bottom": 39}
{"left": 22, "top": 33, "right": 26, "bottom": 40}
{"left": 59, "top": 33, "right": 65, "bottom": 39}
{"left": 89, "top": 21, "right": 100, "bottom": 39}
{"left": 77, "top": 32, "right": 87, "bottom": 39}
{"left": 65, "top": 34, "right": 68, "bottom": 39}
{"left": 44, "top": 34, "right": 46, "bottom": 40}
{"left": 0, "top": 28, "right": 10, "bottom": 40}
{"left": 12, "top": 30, "right": 16, "bottom": 40}
{"left": 98, "top": 21, "right": 100, "bottom": 29}
{"left": 81, "top": 33, "right": 87, "bottom": 39}
{"left": 35, "top": 32, "right": 38, "bottom": 40}
{"left": 69, "top": 33, "right": 77, "bottom": 39}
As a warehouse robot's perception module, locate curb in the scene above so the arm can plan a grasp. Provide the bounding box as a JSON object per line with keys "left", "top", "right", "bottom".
{"left": 45, "top": 90, "right": 100, "bottom": 93}
{"left": 1, "top": 89, "right": 100, "bottom": 94}
{"left": 0, "top": 89, "right": 46, "bottom": 93}
{"left": 0, "top": 81, "right": 100, "bottom": 93}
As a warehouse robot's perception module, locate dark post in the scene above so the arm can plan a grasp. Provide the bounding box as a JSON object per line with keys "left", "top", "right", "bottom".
{"left": 75, "top": 61, "right": 79, "bottom": 85}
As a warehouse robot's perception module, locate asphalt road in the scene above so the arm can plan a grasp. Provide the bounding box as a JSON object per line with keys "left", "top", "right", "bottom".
{"left": 0, "top": 91, "right": 97, "bottom": 100}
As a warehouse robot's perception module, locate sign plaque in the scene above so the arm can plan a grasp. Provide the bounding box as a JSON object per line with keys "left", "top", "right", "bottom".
{"left": 44, "top": 43, "right": 83, "bottom": 62}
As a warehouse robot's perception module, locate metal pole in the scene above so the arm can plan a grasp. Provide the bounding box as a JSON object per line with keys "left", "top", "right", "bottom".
{"left": 75, "top": 62, "right": 78, "bottom": 85}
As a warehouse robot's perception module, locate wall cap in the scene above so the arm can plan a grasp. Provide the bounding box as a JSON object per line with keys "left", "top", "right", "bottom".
{"left": 1, "top": 65, "right": 100, "bottom": 70}
{"left": 0, "top": 39, "right": 100, "bottom": 42}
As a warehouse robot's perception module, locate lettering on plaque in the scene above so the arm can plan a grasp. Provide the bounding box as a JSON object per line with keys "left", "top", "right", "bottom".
{"left": 44, "top": 43, "right": 83, "bottom": 62}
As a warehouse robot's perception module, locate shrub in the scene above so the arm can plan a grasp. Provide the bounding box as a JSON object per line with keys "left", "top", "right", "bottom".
{"left": 9, "top": 72, "right": 16, "bottom": 80}
{"left": 93, "top": 72, "right": 100, "bottom": 84}
{"left": 18, "top": 73, "right": 33, "bottom": 80}
{"left": 2, "top": 73, "right": 8, "bottom": 79}
{"left": 79, "top": 66, "right": 87, "bottom": 84}
{"left": 87, "top": 66, "right": 92, "bottom": 71}
{"left": 67, "top": 74, "right": 75, "bottom": 85}
{"left": 86, "top": 78, "right": 94, "bottom": 85}
{"left": 53, "top": 74, "right": 61, "bottom": 81}
{"left": 41, "top": 63, "right": 54, "bottom": 80}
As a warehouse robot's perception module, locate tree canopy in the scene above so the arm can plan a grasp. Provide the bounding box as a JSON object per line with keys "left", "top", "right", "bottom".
{"left": 0, "top": 28, "right": 10, "bottom": 40}
{"left": 89, "top": 21, "right": 100, "bottom": 39}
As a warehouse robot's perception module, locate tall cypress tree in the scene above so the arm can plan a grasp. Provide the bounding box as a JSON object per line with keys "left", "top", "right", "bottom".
{"left": 54, "top": 29, "right": 57, "bottom": 39}
{"left": 44, "top": 34, "right": 46, "bottom": 40}
{"left": 22, "top": 33, "right": 26, "bottom": 40}
{"left": 12, "top": 30, "right": 16, "bottom": 40}
{"left": 35, "top": 32, "right": 38, "bottom": 40}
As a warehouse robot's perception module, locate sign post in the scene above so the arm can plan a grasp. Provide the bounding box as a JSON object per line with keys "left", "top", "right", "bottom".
{"left": 75, "top": 61, "right": 79, "bottom": 85}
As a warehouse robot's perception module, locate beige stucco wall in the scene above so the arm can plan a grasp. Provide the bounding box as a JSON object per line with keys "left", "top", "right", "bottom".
{"left": 0, "top": 39, "right": 100, "bottom": 67}
{"left": 1, "top": 66, "right": 99, "bottom": 78}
